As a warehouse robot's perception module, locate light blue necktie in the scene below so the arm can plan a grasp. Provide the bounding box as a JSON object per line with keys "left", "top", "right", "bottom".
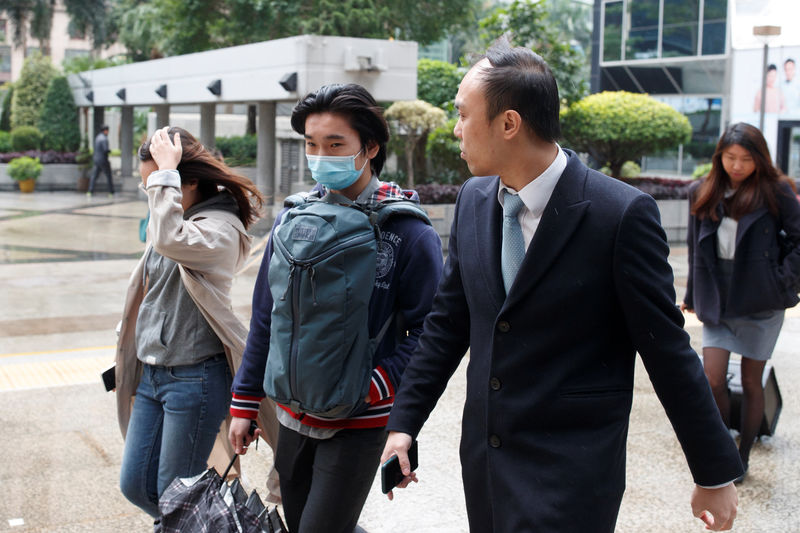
{"left": 501, "top": 191, "right": 526, "bottom": 294}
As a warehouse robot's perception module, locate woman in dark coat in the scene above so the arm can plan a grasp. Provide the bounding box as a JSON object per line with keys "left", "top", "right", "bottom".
{"left": 682, "top": 123, "right": 800, "bottom": 483}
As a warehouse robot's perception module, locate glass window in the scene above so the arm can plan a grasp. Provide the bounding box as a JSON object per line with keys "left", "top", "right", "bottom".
{"left": 702, "top": 0, "right": 727, "bottom": 55}
{"left": 603, "top": 1, "right": 623, "bottom": 62}
{"left": 64, "top": 49, "right": 89, "bottom": 61}
{"left": 0, "top": 45, "right": 10, "bottom": 73}
{"left": 642, "top": 96, "right": 723, "bottom": 176}
{"left": 26, "top": 46, "right": 40, "bottom": 57}
{"left": 0, "top": 19, "right": 6, "bottom": 43}
{"left": 662, "top": 0, "right": 699, "bottom": 57}
{"left": 626, "top": 1, "right": 659, "bottom": 60}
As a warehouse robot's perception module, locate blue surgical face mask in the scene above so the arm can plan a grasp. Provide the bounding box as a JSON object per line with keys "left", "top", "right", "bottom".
{"left": 306, "top": 149, "right": 368, "bottom": 190}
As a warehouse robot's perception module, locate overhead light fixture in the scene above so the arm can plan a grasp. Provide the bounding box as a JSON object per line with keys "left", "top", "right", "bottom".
{"left": 207, "top": 79, "right": 222, "bottom": 96}
{"left": 116, "top": 88, "right": 126, "bottom": 101}
{"left": 155, "top": 84, "right": 167, "bottom": 99}
{"left": 279, "top": 72, "right": 297, "bottom": 92}
{"left": 85, "top": 90, "right": 94, "bottom": 103}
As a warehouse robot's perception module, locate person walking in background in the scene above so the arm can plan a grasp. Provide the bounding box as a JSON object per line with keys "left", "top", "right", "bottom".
{"left": 116, "top": 126, "right": 279, "bottom": 518}
{"left": 228, "top": 84, "right": 443, "bottom": 533}
{"left": 381, "top": 40, "right": 743, "bottom": 532}
{"left": 88, "top": 125, "right": 113, "bottom": 197}
{"left": 682, "top": 122, "right": 800, "bottom": 483}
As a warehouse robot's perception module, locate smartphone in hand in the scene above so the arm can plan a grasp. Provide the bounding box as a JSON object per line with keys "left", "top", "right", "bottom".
{"left": 381, "top": 440, "right": 418, "bottom": 494}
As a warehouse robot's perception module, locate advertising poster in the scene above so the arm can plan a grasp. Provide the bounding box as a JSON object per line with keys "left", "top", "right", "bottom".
{"left": 730, "top": 0, "right": 800, "bottom": 165}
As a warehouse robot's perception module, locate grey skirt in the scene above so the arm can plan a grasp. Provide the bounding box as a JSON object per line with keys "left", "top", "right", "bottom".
{"left": 702, "top": 310, "right": 785, "bottom": 361}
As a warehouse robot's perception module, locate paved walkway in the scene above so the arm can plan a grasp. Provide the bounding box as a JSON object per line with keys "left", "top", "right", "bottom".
{"left": 0, "top": 190, "right": 798, "bottom": 532}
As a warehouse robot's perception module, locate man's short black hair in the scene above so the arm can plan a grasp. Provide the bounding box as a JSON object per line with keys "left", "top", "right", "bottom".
{"left": 785, "top": 58, "right": 795, "bottom": 66}
{"left": 478, "top": 40, "right": 561, "bottom": 143}
{"left": 290, "top": 83, "right": 389, "bottom": 176}
{"left": 101, "top": 125, "right": 109, "bottom": 131}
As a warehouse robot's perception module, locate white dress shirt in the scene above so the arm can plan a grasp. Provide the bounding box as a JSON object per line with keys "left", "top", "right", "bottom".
{"left": 497, "top": 144, "right": 567, "bottom": 250}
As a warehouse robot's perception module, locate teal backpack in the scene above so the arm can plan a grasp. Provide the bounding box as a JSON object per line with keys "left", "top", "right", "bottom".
{"left": 264, "top": 192, "right": 430, "bottom": 419}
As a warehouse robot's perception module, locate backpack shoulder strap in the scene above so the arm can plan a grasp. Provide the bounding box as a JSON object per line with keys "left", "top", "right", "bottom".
{"left": 372, "top": 199, "right": 432, "bottom": 227}
{"left": 283, "top": 192, "right": 311, "bottom": 208}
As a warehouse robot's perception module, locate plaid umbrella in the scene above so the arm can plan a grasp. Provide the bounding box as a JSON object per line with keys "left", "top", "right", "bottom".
{"left": 156, "top": 453, "right": 287, "bottom": 533}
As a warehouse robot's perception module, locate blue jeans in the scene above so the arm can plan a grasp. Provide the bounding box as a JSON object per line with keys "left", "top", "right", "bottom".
{"left": 119, "top": 355, "right": 232, "bottom": 517}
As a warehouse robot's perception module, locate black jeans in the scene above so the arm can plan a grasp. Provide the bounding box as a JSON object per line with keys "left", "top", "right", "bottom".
{"left": 275, "top": 424, "right": 387, "bottom": 533}
{"left": 89, "top": 159, "right": 114, "bottom": 194}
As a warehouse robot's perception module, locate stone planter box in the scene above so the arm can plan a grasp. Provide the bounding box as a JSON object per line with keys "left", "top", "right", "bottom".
{"left": 656, "top": 199, "right": 688, "bottom": 244}
{"left": 0, "top": 163, "right": 123, "bottom": 193}
{"left": 421, "top": 200, "right": 686, "bottom": 252}
{"left": 420, "top": 203, "right": 456, "bottom": 253}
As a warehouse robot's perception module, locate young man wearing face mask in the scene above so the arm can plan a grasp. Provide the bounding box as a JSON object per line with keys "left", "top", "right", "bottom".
{"left": 228, "top": 84, "right": 443, "bottom": 533}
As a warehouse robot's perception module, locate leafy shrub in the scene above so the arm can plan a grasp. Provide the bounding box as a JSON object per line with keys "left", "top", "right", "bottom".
{"left": 62, "top": 55, "right": 129, "bottom": 74}
{"left": 692, "top": 162, "right": 712, "bottom": 180}
{"left": 7, "top": 156, "right": 43, "bottom": 181}
{"left": 215, "top": 135, "right": 257, "bottom": 166}
{"left": 10, "top": 126, "right": 43, "bottom": 151}
{"left": 386, "top": 100, "right": 447, "bottom": 187}
{"left": 0, "top": 150, "right": 77, "bottom": 163}
{"left": 416, "top": 183, "right": 461, "bottom": 204}
{"left": 417, "top": 58, "right": 462, "bottom": 110}
{"left": 37, "top": 77, "right": 81, "bottom": 152}
{"left": 0, "top": 131, "right": 11, "bottom": 153}
{"left": 620, "top": 176, "right": 694, "bottom": 200}
{"left": 600, "top": 160, "right": 641, "bottom": 179}
{"left": 426, "top": 117, "right": 470, "bottom": 184}
{"left": 561, "top": 91, "right": 692, "bottom": 178}
{"left": 10, "top": 53, "right": 57, "bottom": 129}
{"left": 0, "top": 86, "right": 12, "bottom": 132}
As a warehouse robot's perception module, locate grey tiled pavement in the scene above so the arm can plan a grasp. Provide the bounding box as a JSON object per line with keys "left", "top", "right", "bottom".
{"left": 1, "top": 190, "right": 799, "bottom": 532}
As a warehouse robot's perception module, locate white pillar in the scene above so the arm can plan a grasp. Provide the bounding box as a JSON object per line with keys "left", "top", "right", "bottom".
{"left": 120, "top": 106, "right": 134, "bottom": 179}
{"left": 155, "top": 105, "right": 170, "bottom": 129}
{"left": 200, "top": 103, "right": 216, "bottom": 149}
{"left": 257, "top": 101, "right": 276, "bottom": 205}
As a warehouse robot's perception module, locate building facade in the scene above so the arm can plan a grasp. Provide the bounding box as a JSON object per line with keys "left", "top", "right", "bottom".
{"left": 0, "top": 2, "right": 124, "bottom": 84}
{"left": 591, "top": 0, "right": 800, "bottom": 180}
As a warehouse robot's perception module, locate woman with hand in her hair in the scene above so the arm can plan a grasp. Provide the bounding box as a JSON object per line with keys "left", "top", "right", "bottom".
{"left": 682, "top": 122, "right": 800, "bottom": 483}
{"left": 116, "top": 126, "right": 278, "bottom": 517}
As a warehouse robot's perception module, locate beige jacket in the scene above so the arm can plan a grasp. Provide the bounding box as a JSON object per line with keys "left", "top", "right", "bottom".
{"left": 115, "top": 171, "right": 280, "bottom": 501}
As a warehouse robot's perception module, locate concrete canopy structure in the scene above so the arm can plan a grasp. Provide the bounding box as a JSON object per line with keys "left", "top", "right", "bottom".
{"left": 67, "top": 35, "right": 418, "bottom": 202}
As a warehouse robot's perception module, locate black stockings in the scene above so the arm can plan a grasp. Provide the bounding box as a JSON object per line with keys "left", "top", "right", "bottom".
{"left": 702, "top": 347, "right": 766, "bottom": 467}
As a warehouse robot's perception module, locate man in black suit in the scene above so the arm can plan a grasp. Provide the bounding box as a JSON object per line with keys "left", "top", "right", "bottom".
{"left": 381, "top": 42, "right": 743, "bottom": 532}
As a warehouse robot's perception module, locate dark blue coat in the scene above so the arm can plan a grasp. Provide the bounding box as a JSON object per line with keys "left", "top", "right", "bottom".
{"left": 386, "top": 151, "right": 743, "bottom": 533}
{"left": 684, "top": 180, "right": 800, "bottom": 324}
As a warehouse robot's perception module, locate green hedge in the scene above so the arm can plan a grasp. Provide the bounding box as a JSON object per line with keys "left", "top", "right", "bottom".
{"left": 426, "top": 117, "right": 470, "bottom": 184}
{"left": 10, "top": 53, "right": 57, "bottom": 129}
{"left": 38, "top": 77, "right": 81, "bottom": 152}
{"left": 0, "top": 87, "right": 12, "bottom": 132}
{"left": 11, "top": 126, "right": 43, "bottom": 151}
{"left": 215, "top": 135, "right": 257, "bottom": 166}
{"left": 561, "top": 91, "right": 692, "bottom": 178}
{"left": 0, "top": 131, "right": 11, "bottom": 153}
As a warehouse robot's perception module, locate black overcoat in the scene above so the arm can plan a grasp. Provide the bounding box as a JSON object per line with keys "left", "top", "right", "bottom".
{"left": 387, "top": 151, "right": 743, "bottom": 532}
{"left": 684, "top": 180, "right": 800, "bottom": 324}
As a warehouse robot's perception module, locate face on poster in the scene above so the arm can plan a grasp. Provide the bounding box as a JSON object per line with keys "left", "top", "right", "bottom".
{"left": 729, "top": 0, "right": 800, "bottom": 158}
{"left": 730, "top": 46, "right": 800, "bottom": 158}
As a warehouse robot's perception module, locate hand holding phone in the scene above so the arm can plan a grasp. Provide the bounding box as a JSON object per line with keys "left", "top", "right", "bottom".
{"left": 381, "top": 440, "right": 418, "bottom": 494}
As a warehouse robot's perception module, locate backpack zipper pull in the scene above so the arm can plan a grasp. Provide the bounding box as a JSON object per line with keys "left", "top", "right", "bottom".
{"left": 309, "top": 265, "right": 318, "bottom": 306}
{"left": 281, "top": 264, "right": 296, "bottom": 301}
